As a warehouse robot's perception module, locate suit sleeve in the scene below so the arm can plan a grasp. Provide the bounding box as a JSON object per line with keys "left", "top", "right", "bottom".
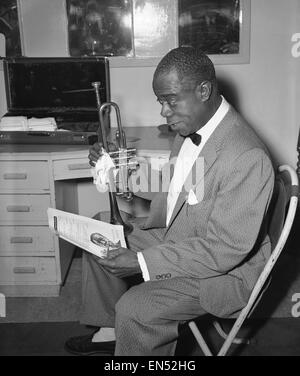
{"left": 141, "top": 148, "right": 275, "bottom": 280}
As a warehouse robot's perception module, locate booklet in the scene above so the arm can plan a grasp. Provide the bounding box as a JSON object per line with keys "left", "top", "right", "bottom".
{"left": 47, "top": 208, "right": 126, "bottom": 258}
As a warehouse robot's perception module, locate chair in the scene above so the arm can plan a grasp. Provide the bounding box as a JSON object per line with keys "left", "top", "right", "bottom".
{"left": 188, "top": 164, "right": 299, "bottom": 356}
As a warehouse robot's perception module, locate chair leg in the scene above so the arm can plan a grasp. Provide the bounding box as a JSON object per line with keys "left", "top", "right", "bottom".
{"left": 213, "top": 321, "right": 250, "bottom": 345}
{"left": 188, "top": 321, "right": 213, "bottom": 356}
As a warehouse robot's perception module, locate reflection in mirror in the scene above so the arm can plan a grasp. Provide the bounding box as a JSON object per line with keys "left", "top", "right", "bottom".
{"left": 67, "top": 0, "right": 133, "bottom": 57}
{"left": 0, "top": 0, "right": 21, "bottom": 57}
{"left": 179, "top": 0, "right": 240, "bottom": 55}
{"left": 134, "top": 0, "right": 177, "bottom": 57}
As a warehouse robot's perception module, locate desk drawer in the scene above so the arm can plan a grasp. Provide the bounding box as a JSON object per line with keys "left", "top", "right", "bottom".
{"left": 0, "top": 257, "right": 57, "bottom": 282}
{"left": 0, "top": 194, "right": 51, "bottom": 223}
{"left": 0, "top": 226, "right": 54, "bottom": 254}
{"left": 0, "top": 161, "right": 49, "bottom": 191}
{"left": 53, "top": 158, "right": 92, "bottom": 180}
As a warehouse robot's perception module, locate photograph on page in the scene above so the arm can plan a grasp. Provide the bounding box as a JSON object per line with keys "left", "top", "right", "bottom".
{"left": 47, "top": 208, "right": 126, "bottom": 259}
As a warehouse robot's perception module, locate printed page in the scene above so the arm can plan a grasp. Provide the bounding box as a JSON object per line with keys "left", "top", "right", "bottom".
{"left": 47, "top": 208, "right": 126, "bottom": 258}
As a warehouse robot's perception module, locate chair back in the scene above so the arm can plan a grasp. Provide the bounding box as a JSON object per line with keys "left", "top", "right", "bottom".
{"left": 247, "top": 166, "right": 297, "bottom": 316}
{"left": 218, "top": 165, "right": 299, "bottom": 355}
{"left": 267, "top": 171, "right": 290, "bottom": 250}
{"left": 188, "top": 165, "right": 299, "bottom": 356}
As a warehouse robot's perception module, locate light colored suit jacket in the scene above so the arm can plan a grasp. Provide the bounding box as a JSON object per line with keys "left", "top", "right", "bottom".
{"left": 140, "top": 106, "right": 275, "bottom": 317}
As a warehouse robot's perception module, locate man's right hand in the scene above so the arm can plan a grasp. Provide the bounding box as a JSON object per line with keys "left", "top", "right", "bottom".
{"left": 88, "top": 142, "right": 117, "bottom": 167}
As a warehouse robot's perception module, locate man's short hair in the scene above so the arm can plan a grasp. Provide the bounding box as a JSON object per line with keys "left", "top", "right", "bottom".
{"left": 154, "top": 46, "right": 216, "bottom": 86}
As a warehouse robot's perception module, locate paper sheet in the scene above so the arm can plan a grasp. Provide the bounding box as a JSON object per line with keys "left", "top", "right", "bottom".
{"left": 0, "top": 116, "right": 57, "bottom": 131}
{"left": 47, "top": 208, "right": 126, "bottom": 258}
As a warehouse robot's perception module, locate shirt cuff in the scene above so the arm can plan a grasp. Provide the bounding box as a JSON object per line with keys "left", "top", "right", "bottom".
{"left": 137, "top": 252, "right": 150, "bottom": 281}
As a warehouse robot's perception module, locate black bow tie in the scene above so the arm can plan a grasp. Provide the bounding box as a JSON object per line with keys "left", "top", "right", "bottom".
{"left": 187, "top": 133, "right": 202, "bottom": 146}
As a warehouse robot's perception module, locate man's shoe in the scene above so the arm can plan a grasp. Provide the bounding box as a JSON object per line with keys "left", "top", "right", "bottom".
{"left": 65, "top": 333, "right": 115, "bottom": 356}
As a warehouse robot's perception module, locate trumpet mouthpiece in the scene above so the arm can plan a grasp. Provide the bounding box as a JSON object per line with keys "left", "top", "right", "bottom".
{"left": 92, "top": 81, "right": 101, "bottom": 88}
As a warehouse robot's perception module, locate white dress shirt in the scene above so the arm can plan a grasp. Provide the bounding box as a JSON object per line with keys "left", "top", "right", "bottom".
{"left": 138, "top": 96, "right": 230, "bottom": 281}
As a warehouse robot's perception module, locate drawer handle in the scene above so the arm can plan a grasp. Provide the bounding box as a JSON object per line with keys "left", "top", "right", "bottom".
{"left": 7, "top": 205, "right": 31, "bottom": 212}
{"left": 3, "top": 173, "right": 27, "bottom": 180}
{"left": 68, "top": 163, "right": 90, "bottom": 171}
{"left": 13, "top": 267, "right": 36, "bottom": 274}
{"left": 10, "top": 237, "right": 33, "bottom": 244}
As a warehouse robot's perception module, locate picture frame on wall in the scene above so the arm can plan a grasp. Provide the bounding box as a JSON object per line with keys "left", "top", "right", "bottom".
{"left": 66, "top": 0, "right": 178, "bottom": 59}
{"left": 66, "top": 0, "right": 133, "bottom": 57}
{"left": 1, "top": 0, "right": 251, "bottom": 66}
{"left": 178, "top": 0, "right": 251, "bottom": 64}
{"left": 65, "top": 0, "right": 250, "bottom": 66}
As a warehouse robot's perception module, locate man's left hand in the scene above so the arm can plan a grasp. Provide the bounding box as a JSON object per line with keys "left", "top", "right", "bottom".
{"left": 95, "top": 247, "right": 141, "bottom": 278}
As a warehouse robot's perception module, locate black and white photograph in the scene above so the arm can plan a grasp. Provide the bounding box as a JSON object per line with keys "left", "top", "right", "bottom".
{"left": 179, "top": 0, "right": 241, "bottom": 54}
{"left": 0, "top": 0, "right": 300, "bottom": 360}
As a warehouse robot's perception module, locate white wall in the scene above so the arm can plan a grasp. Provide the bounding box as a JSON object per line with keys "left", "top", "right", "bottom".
{"left": 0, "top": 0, "right": 299, "bottom": 167}
{"left": 294, "top": 0, "right": 300, "bottom": 171}
{"left": 216, "top": 0, "right": 300, "bottom": 167}
{"left": 0, "top": 33, "right": 7, "bottom": 116}
{"left": 0, "top": 68, "right": 6, "bottom": 119}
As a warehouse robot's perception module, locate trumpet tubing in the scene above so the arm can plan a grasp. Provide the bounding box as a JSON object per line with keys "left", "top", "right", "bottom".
{"left": 92, "top": 82, "right": 138, "bottom": 234}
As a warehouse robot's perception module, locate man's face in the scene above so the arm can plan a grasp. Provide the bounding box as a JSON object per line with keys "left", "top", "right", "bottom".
{"left": 153, "top": 69, "right": 205, "bottom": 137}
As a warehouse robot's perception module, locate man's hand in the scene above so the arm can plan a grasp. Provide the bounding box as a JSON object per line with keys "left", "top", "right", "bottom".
{"left": 95, "top": 247, "right": 142, "bottom": 278}
{"left": 88, "top": 142, "right": 118, "bottom": 167}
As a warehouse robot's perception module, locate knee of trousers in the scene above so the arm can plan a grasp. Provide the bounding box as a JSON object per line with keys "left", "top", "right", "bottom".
{"left": 115, "top": 285, "right": 157, "bottom": 325}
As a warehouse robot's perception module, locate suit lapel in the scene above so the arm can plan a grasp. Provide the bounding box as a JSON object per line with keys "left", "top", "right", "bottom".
{"left": 165, "top": 107, "right": 237, "bottom": 231}
{"left": 165, "top": 137, "right": 218, "bottom": 231}
{"left": 141, "top": 107, "right": 237, "bottom": 231}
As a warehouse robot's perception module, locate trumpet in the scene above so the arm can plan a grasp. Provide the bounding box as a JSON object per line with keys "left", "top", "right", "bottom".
{"left": 92, "top": 82, "right": 138, "bottom": 235}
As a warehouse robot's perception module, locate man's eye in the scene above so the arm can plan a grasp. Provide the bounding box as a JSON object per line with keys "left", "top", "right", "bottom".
{"left": 157, "top": 97, "right": 177, "bottom": 106}
{"left": 168, "top": 98, "right": 177, "bottom": 106}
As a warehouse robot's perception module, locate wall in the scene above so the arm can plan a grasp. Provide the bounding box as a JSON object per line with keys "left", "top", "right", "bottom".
{"left": 0, "top": 0, "right": 299, "bottom": 167}
{"left": 216, "top": 0, "right": 300, "bottom": 168}
{"left": 0, "top": 70, "right": 6, "bottom": 118}
{"left": 0, "top": 33, "right": 6, "bottom": 117}
{"left": 294, "top": 0, "right": 300, "bottom": 171}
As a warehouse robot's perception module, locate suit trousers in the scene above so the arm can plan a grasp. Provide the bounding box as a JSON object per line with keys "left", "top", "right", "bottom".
{"left": 79, "top": 215, "right": 207, "bottom": 356}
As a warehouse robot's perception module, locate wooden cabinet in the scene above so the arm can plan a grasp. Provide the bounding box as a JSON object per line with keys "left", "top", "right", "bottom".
{"left": 0, "top": 161, "right": 50, "bottom": 190}
{"left": 0, "top": 146, "right": 89, "bottom": 297}
{"left": 52, "top": 158, "right": 91, "bottom": 181}
{"left": 0, "top": 257, "right": 57, "bottom": 283}
{"left": 0, "top": 127, "right": 172, "bottom": 297}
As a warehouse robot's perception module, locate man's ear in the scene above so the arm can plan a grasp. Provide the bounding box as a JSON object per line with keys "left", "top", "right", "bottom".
{"left": 196, "top": 81, "right": 212, "bottom": 102}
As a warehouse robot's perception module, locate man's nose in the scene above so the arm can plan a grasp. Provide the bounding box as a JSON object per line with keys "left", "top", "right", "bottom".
{"left": 160, "top": 102, "right": 173, "bottom": 118}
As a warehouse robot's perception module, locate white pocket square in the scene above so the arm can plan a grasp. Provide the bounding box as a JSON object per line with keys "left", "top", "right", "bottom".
{"left": 187, "top": 189, "right": 199, "bottom": 205}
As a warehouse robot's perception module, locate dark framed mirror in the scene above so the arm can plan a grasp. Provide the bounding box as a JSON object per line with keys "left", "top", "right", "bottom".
{"left": 67, "top": 0, "right": 133, "bottom": 57}
{"left": 178, "top": 0, "right": 250, "bottom": 64}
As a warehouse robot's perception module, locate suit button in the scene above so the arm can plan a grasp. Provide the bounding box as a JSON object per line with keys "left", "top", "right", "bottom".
{"left": 155, "top": 273, "right": 172, "bottom": 280}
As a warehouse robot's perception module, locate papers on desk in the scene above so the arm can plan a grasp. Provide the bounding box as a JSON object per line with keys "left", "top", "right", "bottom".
{"left": 47, "top": 208, "right": 126, "bottom": 259}
{"left": 0, "top": 116, "right": 57, "bottom": 131}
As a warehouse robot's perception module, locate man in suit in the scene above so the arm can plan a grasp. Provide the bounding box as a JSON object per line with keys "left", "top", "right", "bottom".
{"left": 65, "top": 47, "right": 274, "bottom": 356}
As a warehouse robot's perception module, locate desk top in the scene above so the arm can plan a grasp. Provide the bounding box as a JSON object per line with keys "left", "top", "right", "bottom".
{"left": 0, "top": 127, "right": 175, "bottom": 157}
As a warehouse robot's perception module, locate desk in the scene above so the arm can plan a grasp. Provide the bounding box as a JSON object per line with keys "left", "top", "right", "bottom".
{"left": 0, "top": 127, "right": 173, "bottom": 296}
